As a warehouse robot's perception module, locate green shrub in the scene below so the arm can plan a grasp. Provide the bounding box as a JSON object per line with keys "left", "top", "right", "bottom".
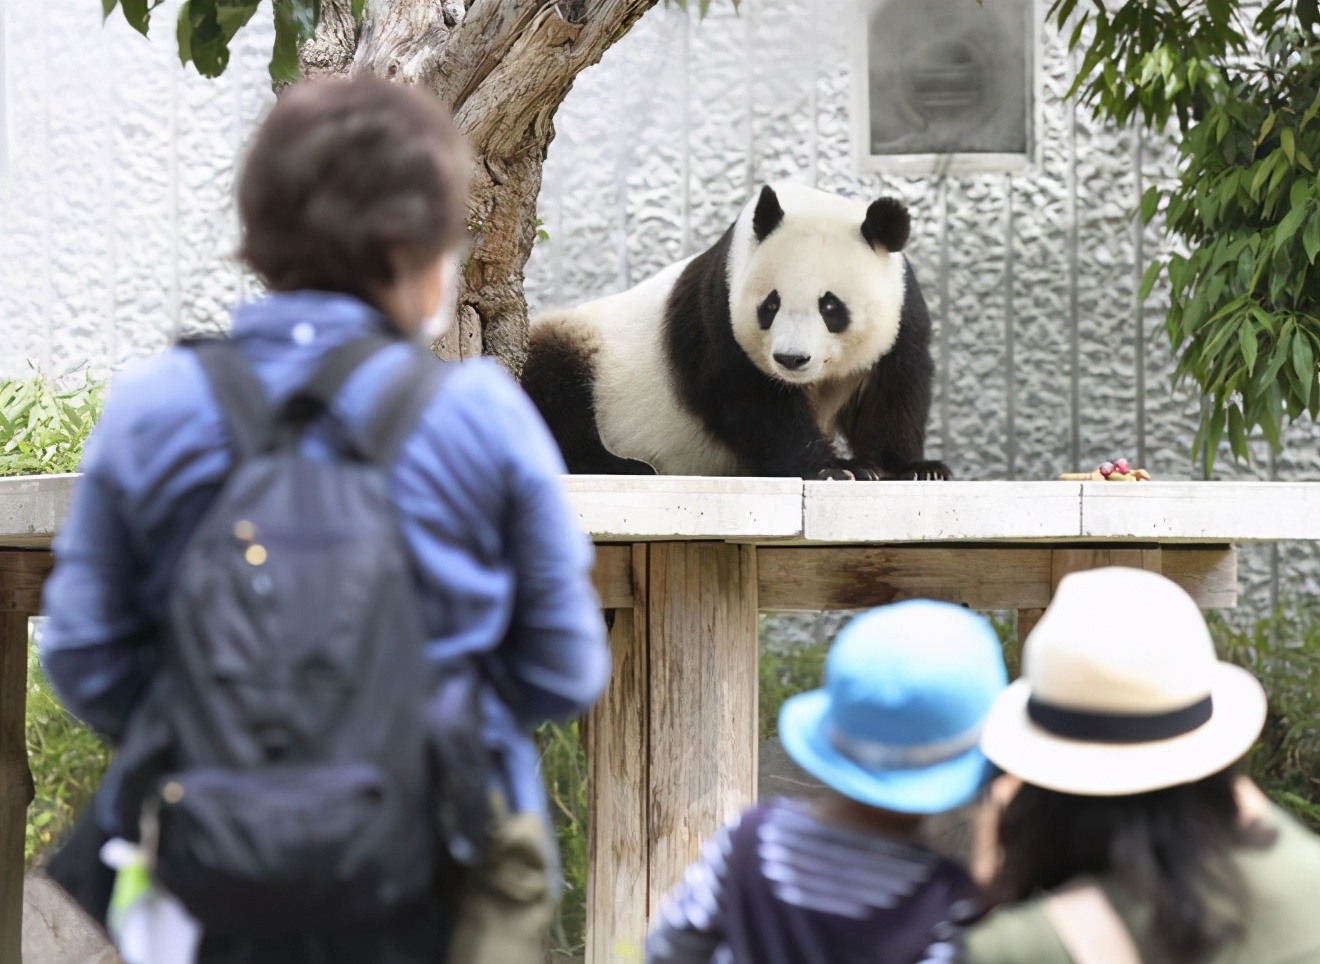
{"left": 538, "top": 721, "right": 591, "bottom": 963}
{"left": 0, "top": 374, "right": 103, "bottom": 477}
{"left": 24, "top": 630, "right": 110, "bottom": 864}
{"left": 1211, "top": 603, "right": 1320, "bottom": 830}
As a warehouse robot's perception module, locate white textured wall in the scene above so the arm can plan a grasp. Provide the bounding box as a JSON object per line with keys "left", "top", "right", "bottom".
{"left": 0, "top": 0, "right": 274, "bottom": 377}
{"left": 1, "top": 0, "right": 1316, "bottom": 612}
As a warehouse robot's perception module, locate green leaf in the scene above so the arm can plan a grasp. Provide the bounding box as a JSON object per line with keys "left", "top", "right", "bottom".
{"left": 217, "top": 1, "right": 262, "bottom": 41}
{"left": 102, "top": 0, "right": 120, "bottom": 21}
{"left": 1139, "top": 260, "right": 1163, "bottom": 302}
{"left": 1294, "top": 331, "right": 1317, "bottom": 401}
{"left": 351, "top": 0, "right": 366, "bottom": 19}
{"left": 1227, "top": 403, "right": 1249, "bottom": 462}
{"left": 1277, "top": 199, "right": 1310, "bottom": 248}
{"left": 1282, "top": 128, "right": 1297, "bottom": 166}
{"left": 1300, "top": 0, "right": 1320, "bottom": 33}
{"left": 178, "top": 0, "right": 230, "bottom": 77}
{"left": 177, "top": 1, "right": 193, "bottom": 66}
{"left": 1252, "top": 153, "right": 1279, "bottom": 199}
{"left": 1140, "top": 186, "right": 1161, "bottom": 223}
{"left": 119, "top": 0, "right": 157, "bottom": 35}
{"left": 271, "top": 0, "right": 322, "bottom": 85}
{"left": 1305, "top": 213, "right": 1320, "bottom": 264}
{"left": 1259, "top": 110, "right": 1278, "bottom": 145}
{"left": 1239, "top": 324, "right": 1259, "bottom": 374}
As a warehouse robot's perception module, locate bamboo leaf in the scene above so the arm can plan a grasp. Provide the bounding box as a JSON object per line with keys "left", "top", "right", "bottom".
{"left": 1282, "top": 128, "right": 1297, "bottom": 166}
{"left": 1239, "top": 323, "right": 1260, "bottom": 374}
{"left": 102, "top": 0, "right": 120, "bottom": 20}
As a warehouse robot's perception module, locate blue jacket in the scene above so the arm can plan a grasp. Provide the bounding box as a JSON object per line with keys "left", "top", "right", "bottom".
{"left": 40, "top": 291, "right": 610, "bottom": 828}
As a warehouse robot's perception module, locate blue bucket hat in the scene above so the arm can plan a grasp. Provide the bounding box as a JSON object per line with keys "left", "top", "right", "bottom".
{"left": 778, "top": 600, "right": 1008, "bottom": 814}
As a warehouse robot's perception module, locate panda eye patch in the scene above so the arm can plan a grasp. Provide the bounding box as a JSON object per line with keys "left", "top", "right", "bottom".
{"left": 819, "top": 292, "right": 851, "bottom": 333}
{"left": 757, "top": 290, "right": 781, "bottom": 330}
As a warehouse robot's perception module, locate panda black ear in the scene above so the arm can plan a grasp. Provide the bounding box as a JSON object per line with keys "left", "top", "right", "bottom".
{"left": 861, "top": 197, "right": 910, "bottom": 252}
{"left": 752, "top": 185, "right": 785, "bottom": 243}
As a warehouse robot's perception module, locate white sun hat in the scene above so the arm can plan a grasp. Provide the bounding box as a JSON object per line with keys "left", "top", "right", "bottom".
{"left": 980, "top": 566, "right": 1268, "bottom": 796}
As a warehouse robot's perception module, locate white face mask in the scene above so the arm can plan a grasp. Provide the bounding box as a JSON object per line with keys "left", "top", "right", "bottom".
{"left": 415, "top": 255, "right": 461, "bottom": 349}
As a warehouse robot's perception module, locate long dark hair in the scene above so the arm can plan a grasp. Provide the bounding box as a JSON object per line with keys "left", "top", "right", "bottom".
{"left": 990, "top": 769, "right": 1275, "bottom": 962}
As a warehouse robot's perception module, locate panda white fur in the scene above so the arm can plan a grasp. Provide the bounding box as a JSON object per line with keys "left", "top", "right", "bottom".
{"left": 521, "top": 182, "right": 950, "bottom": 480}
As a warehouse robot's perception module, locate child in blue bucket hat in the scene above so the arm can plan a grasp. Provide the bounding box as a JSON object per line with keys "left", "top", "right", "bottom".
{"left": 646, "top": 599, "right": 1008, "bottom": 964}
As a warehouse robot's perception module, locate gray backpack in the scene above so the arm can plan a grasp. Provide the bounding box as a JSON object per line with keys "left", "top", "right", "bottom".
{"left": 132, "top": 335, "right": 461, "bottom": 934}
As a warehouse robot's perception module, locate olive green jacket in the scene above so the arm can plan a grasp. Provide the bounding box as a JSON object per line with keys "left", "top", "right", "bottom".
{"left": 965, "top": 805, "right": 1320, "bottom": 964}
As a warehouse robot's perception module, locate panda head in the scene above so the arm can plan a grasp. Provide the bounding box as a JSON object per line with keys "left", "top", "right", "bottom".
{"left": 727, "top": 183, "right": 910, "bottom": 386}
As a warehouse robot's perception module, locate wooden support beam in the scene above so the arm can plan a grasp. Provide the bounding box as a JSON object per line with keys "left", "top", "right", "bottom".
{"left": 585, "top": 546, "right": 649, "bottom": 964}
{"left": 1, "top": 611, "right": 31, "bottom": 964}
{"left": 758, "top": 546, "right": 1235, "bottom": 613}
{"left": 591, "top": 545, "right": 634, "bottom": 610}
{"left": 1, "top": 551, "right": 46, "bottom": 964}
{"left": 646, "top": 543, "right": 758, "bottom": 907}
{"left": 1016, "top": 609, "right": 1044, "bottom": 648}
{"left": 0, "top": 551, "right": 53, "bottom": 614}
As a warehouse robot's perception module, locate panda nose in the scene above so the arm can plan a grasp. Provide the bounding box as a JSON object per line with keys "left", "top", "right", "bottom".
{"left": 774, "top": 352, "right": 811, "bottom": 371}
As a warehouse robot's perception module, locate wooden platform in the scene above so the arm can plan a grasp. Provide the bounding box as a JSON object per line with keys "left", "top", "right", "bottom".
{"left": 3, "top": 474, "right": 1319, "bottom": 964}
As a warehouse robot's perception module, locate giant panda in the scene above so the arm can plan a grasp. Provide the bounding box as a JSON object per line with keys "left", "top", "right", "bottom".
{"left": 521, "top": 182, "right": 950, "bottom": 481}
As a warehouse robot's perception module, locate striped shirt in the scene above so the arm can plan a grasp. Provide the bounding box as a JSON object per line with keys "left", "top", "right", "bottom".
{"left": 646, "top": 799, "right": 981, "bottom": 964}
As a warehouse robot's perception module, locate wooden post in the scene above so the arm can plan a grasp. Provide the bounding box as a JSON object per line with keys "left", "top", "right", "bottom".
{"left": 1052, "top": 547, "right": 1163, "bottom": 591}
{"left": 1, "top": 551, "right": 50, "bottom": 964}
{"left": 646, "top": 543, "right": 759, "bottom": 908}
{"left": 1016, "top": 609, "right": 1044, "bottom": 647}
{"left": 586, "top": 545, "right": 649, "bottom": 964}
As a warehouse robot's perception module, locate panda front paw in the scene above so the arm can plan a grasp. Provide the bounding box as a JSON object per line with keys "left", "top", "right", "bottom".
{"left": 814, "top": 461, "right": 885, "bottom": 482}
{"left": 815, "top": 466, "right": 856, "bottom": 481}
{"left": 902, "top": 460, "right": 952, "bottom": 481}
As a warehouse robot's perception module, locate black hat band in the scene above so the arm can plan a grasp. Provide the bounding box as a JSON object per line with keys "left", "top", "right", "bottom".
{"left": 1027, "top": 694, "right": 1213, "bottom": 744}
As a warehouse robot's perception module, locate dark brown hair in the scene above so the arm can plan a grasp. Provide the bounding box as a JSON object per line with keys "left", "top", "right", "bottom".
{"left": 237, "top": 75, "right": 470, "bottom": 305}
{"left": 990, "top": 769, "right": 1275, "bottom": 963}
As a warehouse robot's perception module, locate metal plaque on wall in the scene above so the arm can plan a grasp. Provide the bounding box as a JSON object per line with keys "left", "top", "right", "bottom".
{"left": 853, "top": 0, "right": 1039, "bottom": 176}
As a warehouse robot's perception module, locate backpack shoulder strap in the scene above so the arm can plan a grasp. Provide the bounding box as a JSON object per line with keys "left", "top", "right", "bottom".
{"left": 279, "top": 336, "right": 395, "bottom": 426}
{"left": 184, "top": 338, "right": 275, "bottom": 460}
{"left": 360, "top": 347, "right": 457, "bottom": 467}
{"left": 1042, "top": 879, "right": 1143, "bottom": 964}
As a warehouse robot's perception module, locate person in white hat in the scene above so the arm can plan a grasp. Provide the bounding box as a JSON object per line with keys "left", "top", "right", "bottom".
{"left": 965, "top": 566, "right": 1320, "bottom": 964}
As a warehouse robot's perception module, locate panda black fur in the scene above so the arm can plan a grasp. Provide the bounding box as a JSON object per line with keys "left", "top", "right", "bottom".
{"left": 522, "top": 182, "right": 950, "bottom": 481}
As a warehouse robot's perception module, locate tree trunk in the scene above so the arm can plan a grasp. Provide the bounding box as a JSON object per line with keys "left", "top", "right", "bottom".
{"left": 301, "top": 0, "right": 659, "bottom": 377}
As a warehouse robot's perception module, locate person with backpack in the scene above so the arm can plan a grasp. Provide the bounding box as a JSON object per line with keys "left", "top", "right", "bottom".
{"left": 38, "top": 75, "right": 610, "bottom": 964}
{"left": 645, "top": 599, "right": 1008, "bottom": 964}
{"left": 965, "top": 567, "right": 1320, "bottom": 964}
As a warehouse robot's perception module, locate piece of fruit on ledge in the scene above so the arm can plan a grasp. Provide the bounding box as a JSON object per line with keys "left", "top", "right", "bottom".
{"left": 1059, "top": 458, "right": 1152, "bottom": 482}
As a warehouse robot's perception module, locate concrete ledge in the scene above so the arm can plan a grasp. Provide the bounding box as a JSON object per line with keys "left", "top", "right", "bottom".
{"left": 564, "top": 475, "right": 803, "bottom": 541}
{"left": 4, "top": 474, "right": 1320, "bottom": 547}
